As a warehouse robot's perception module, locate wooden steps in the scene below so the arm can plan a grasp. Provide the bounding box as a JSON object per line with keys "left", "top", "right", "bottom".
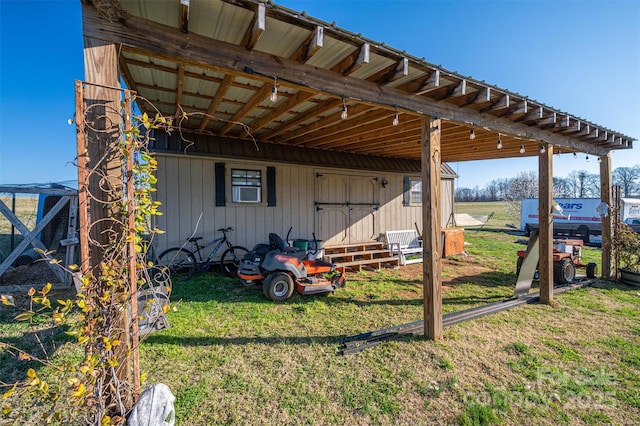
{"left": 324, "top": 242, "right": 399, "bottom": 272}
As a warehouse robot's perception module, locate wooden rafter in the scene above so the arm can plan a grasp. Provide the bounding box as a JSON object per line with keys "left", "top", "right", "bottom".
{"left": 242, "top": 3, "right": 265, "bottom": 50}
{"left": 280, "top": 103, "right": 376, "bottom": 145}
{"left": 289, "top": 25, "right": 323, "bottom": 63}
{"left": 218, "top": 83, "right": 272, "bottom": 135}
{"left": 176, "top": 64, "right": 185, "bottom": 114}
{"left": 179, "top": 0, "right": 189, "bottom": 33}
{"left": 260, "top": 98, "right": 342, "bottom": 140}
{"left": 249, "top": 90, "right": 315, "bottom": 132}
{"left": 199, "top": 74, "right": 235, "bottom": 131}
{"left": 296, "top": 108, "right": 391, "bottom": 146}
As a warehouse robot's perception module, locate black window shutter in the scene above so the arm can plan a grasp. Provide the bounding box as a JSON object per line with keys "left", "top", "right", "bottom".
{"left": 403, "top": 176, "right": 410, "bottom": 206}
{"left": 267, "top": 166, "right": 276, "bottom": 207}
{"left": 215, "top": 162, "right": 226, "bottom": 206}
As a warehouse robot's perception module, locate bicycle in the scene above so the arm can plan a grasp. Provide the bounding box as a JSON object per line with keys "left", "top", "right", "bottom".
{"left": 156, "top": 227, "right": 249, "bottom": 282}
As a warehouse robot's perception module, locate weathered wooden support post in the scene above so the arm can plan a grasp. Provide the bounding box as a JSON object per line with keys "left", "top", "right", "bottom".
{"left": 539, "top": 143, "right": 553, "bottom": 303}
{"left": 81, "top": 2, "right": 133, "bottom": 411}
{"left": 422, "top": 116, "right": 442, "bottom": 339}
{"left": 600, "top": 153, "right": 612, "bottom": 278}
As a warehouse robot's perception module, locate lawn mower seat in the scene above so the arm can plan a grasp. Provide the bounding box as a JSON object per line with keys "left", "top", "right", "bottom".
{"left": 269, "top": 233, "right": 306, "bottom": 259}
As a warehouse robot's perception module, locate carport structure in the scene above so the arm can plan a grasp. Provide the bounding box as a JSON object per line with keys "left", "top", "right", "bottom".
{"left": 81, "top": 0, "right": 635, "bottom": 339}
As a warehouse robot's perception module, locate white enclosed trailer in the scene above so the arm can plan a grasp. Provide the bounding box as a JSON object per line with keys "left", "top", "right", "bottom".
{"left": 520, "top": 198, "right": 640, "bottom": 244}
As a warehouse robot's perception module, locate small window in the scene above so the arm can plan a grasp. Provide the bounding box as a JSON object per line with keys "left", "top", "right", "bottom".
{"left": 410, "top": 178, "right": 422, "bottom": 205}
{"left": 231, "top": 169, "right": 262, "bottom": 203}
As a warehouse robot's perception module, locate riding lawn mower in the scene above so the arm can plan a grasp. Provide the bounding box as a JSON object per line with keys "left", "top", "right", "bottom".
{"left": 516, "top": 238, "right": 597, "bottom": 284}
{"left": 238, "top": 233, "right": 345, "bottom": 302}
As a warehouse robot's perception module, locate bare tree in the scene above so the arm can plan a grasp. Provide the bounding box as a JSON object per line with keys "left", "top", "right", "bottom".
{"left": 553, "top": 177, "right": 573, "bottom": 198}
{"left": 504, "top": 171, "right": 538, "bottom": 222}
{"left": 613, "top": 166, "right": 640, "bottom": 197}
{"left": 566, "top": 170, "right": 599, "bottom": 198}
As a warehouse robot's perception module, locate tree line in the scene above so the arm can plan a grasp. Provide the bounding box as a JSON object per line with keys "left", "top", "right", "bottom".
{"left": 455, "top": 165, "right": 640, "bottom": 202}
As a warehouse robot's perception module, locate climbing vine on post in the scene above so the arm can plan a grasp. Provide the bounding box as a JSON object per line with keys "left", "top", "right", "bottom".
{"left": 1, "top": 83, "right": 169, "bottom": 425}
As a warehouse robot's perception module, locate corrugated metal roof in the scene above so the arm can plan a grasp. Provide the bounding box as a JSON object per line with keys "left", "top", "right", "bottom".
{"left": 96, "top": 0, "right": 634, "bottom": 164}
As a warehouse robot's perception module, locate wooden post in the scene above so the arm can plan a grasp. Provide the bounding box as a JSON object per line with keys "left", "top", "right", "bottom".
{"left": 82, "top": 36, "right": 124, "bottom": 272}
{"left": 600, "top": 154, "right": 612, "bottom": 278}
{"left": 82, "top": 17, "right": 132, "bottom": 410}
{"left": 422, "top": 116, "right": 442, "bottom": 340}
{"left": 539, "top": 143, "right": 553, "bottom": 303}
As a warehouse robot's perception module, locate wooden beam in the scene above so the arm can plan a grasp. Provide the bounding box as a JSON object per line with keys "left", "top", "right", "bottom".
{"left": 488, "top": 94, "right": 510, "bottom": 111}
{"left": 415, "top": 69, "right": 440, "bottom": 95}
{"left": 82, "top": 5, "right": 619, "bottom": 156}
{"left": 276, "top": 103, "right": 375, "bottom": 144}
{"left": 331, "top": 42, "right": 370, "bottom": 75}
{"left": 199, "top": 74, "right": 235, "bottom": 131}
{"left": 450, "top": 79, "right": 466, "bottom": 97}
{"left": 472, "top": 86, "right": 491, "bottom": 104}
{"left": 538, "top": 112, "right": 557, "bottom": 127}
{"left": 244, "top": 3, "right": 265, "bottom": 50}
{"left": 367, "top": 57, "right": 409, "bottom": 85}
{"left": 510, "top": 100, "right": 528, "bottom": 115}
{"left": 259, "top": 98, "right": 341, "bottom": 140}
{"left": 83, "top": 25, "right": 132, "bottom": 409}
{"left": 600, "top": 153, "right": 612, "bottom": 278}
{"left": 539, "top": 143, "right": 553, "bottom": 304}
{"left": 250, "top": 90, "right": 315, "bottom": 132}
{"left": 517, "top": 105, "right": 544, "bottom": 123}
{"left": 289, "top": 25, "right": 324, "bottom": 63}
{"left": 311, "top": 115, "right": 421, "bottom": 149}
{"left": 176, "top": 64, "right": 185, "bottom": 113}
{"left": 219, "top": 83, "right": 272, "bottom": 135}
{"left": 422, "top": 116, "right": 442, "bottom": 340}
{"left": 179, "top": 0, "right": 189, "bottom": 33}
{"left": 289, "top": 105, "right": 384, "bottom": 146}
{"left": 117, "top": 56, "right": 141, "bottom": 96}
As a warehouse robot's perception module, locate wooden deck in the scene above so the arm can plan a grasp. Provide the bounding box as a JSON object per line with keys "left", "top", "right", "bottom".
{"left": 324, "top": 242, "right": 399, "bottom": 272}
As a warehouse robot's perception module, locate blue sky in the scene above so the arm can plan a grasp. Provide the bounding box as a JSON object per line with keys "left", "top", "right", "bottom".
{"left": 1, "top": 0, "right": 638, "bottom": 188}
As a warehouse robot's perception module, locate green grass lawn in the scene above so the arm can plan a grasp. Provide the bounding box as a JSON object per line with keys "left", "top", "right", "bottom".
{"left": 1, "top": 201, "right": 638, "bottom": 425}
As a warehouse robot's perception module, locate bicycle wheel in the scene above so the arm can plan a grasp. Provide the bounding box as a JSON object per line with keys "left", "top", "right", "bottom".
{"left": 220, "top": 245, "right": 249, "bottom": 278}
{"left": 157, "top": 247, "right": 196, "bottom": 283}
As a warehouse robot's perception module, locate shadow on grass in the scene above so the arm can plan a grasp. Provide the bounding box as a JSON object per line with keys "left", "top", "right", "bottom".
{"left": 0, "top": 321, "right": 71, "bottom": 383}
{"left": 169, "top": 269, "right": 519, "bottom": 309}
{"left": 142, "top": 332, "right": 347, "bottom": 347}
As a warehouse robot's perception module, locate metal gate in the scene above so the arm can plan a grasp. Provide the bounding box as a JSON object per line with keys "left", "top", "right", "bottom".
{"left": 315, "top": 172, "right": 379, "bottom": 245}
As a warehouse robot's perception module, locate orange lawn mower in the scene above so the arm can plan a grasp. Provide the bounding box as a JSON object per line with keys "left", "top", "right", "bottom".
{"left": 237, "top": 233, "right": 345, "bottom": 302}
{"left": 516, "top": 238, "right": 598, "bottom": 284}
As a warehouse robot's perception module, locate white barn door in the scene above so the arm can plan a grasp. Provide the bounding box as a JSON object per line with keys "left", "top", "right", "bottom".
{"left": 315, "top": 172, "right": 378, "bottom": 245}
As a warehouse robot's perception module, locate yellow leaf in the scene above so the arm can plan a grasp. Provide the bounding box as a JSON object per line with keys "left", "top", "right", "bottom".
{"left": 15, "top": 311, "right": 34, "bottom": 322}
{"left": 28, "top": 287, "right": 36, "bottom": 297}
{"left": 107, "top": 357, "right": 119, "bottom": 368}
{"left": 162, "top": 304, "right": 170, "bottom": 314}
{"left": 1, "top": 295, "right": 14, "bottom": 306}
{"left": 18, "top": 353, "right": 31, "bottom": 361}
{"left": 2, "top": 404, "right": 11, "bottom": 415}
{"left": 71, "top": 383, "right": 86, "bottom": 398}
{"left": 67, "top": 377, "right": 79, "bottom": 386}
{"left": 26, "top": 368, "right": 36, "bottom": 379}
{"left": 101, "top": 415, "right": 112, "bottom": 426}
{"left": 1, "top": 386, "right": 16, "bottom": 399}
{"left": 41, "top": 283, "right": 52, "bottom": 295}
{"left": 140, "top": 372, "right": 147, "bottom": 383}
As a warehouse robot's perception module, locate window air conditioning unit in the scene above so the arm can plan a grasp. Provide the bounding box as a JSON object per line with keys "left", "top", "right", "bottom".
{"left": 233, "top": 186, "right": 261, "bottom": 203}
